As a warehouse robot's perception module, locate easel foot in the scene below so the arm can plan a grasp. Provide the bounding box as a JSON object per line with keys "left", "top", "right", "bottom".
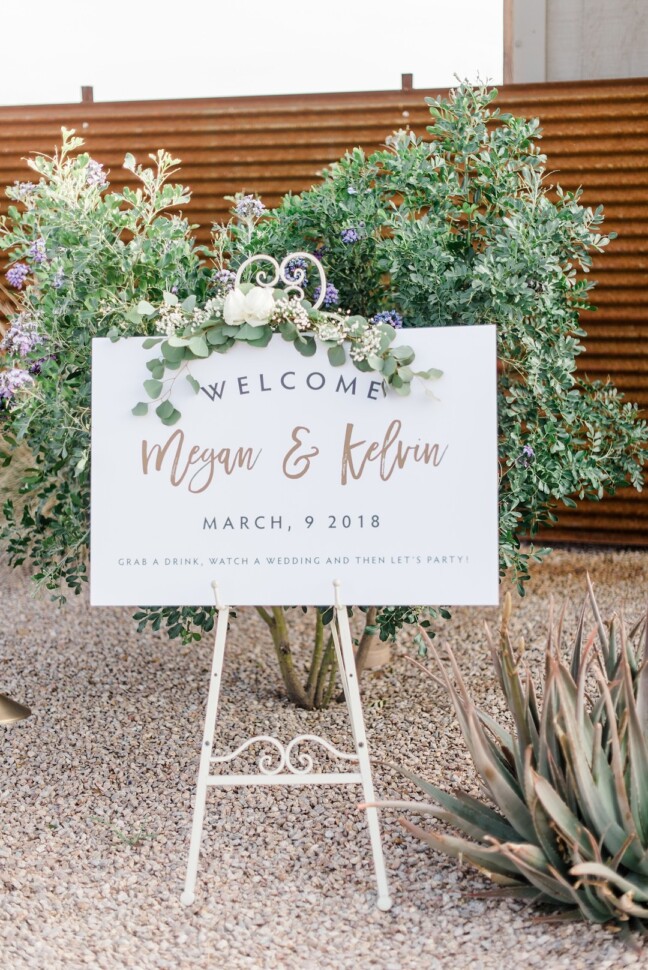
{"left": 180, "top": 890, "right": 195, "bottom": 906}
{"left": 377, "top": 894, "right": 393, "bottom": 912}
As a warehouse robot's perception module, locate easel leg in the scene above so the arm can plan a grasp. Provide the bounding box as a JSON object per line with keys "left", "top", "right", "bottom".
{"left": 181, "top": 588, "right": 229, "bottom": 906}
{"left": 333, "top": 582, "right": 393, "bottom": 911}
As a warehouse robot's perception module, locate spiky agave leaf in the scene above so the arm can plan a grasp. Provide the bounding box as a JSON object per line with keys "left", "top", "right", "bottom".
{"left": 371, "top": 582, "right": 648, "bottom": 929}
{"left": 398, "top": 820, "right": 524, "bottom": 884}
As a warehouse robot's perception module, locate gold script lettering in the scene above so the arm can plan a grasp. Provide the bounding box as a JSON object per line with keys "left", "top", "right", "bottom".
{"left": 141, "top": 430, "right": 261, "bottom": 494}
{"left": 282, "top": 426, "right": 320, "bottom": 479}
{"left": 340, "top": 419, "right": 448, "bottom": 484}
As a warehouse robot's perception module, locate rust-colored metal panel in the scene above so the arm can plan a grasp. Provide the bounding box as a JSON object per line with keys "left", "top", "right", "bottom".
{"left": 0, "top": 77, "right": 646, "bottom": 545}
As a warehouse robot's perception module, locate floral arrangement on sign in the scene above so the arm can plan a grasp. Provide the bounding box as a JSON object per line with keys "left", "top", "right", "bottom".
{"left": 1, "top": 84, "right": 646, "bottom": 711}
{"left": 131, "top": 251, "right": 441, "bottom": 428}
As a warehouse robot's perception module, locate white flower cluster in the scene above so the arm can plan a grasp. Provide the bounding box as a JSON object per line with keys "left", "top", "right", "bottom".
{"left": 194, "top": 308, "right": 208, "bottom": 325}
{"left": 316, "top": 314, "right": 349, "bottom": 345}
{"left": 203, "top": 296, "right": 224, "bottom": 319}
{"left": 156, "top": 304, "right": 186, "bottom": 337}
{"left": 349, "top": 325, "right": 382, "bottom": 363}
{"left": 269, "top": 296, "right": 312, "bottom": 331}
{"left": 224, "top": 287, "right": 275, "bottom": 328}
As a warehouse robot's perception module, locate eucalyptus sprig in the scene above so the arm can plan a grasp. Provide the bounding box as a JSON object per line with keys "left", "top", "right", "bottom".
{"left": 126, "top": 283, "right": 442, "bottom": 425}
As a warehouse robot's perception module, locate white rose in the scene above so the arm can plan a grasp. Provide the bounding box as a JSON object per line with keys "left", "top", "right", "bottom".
{"left": 223, "top": 288, "right": 247, "bottom": 326}
{"left": 243, "top": 286, "right": 275, "bottom": 327}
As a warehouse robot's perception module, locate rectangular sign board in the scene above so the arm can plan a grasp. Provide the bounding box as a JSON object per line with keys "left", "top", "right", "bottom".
{"left": 91, "top": 327, "right": 498, "bottom": 606}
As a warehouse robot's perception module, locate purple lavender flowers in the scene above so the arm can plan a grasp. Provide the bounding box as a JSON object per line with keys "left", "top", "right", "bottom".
{"left": 213, "top": 268, "right": 236, "bottom": 292}
{"left": 371, "top": 310, "right": 403, "bottom": 329}
{"left": 0, "top": 367, "right": 34, "bottom": 401}
{"left": 284, "top": 257, "right": 309, "bottom": 287}
{"left": 518, "top": 444, "right": 535, "bottom": 468}
{"left": 86, "top": 160, "right": 107, "bottom": 188}
{"left": 13, "top": 181, "right": 36, "bottom": 199}
{"left": 340, "top": 227, "right": 360, "bottom": 245}
{"left": 28, "top": 237, "right": 47, "bottom": 264}
{"left": 5, "top": 263, "right": 29, "bottom": 290}
{"left": 234, "top": 195, "right": 266, "bottom": 220}
{"left": 313, "top": 282, "right": 339, "bottom": 307}
{"left": 28, "top": 355, "right": 56, "bottom": 376}
{"left": 1, "top": 314, "right": 43, "bottom": 357}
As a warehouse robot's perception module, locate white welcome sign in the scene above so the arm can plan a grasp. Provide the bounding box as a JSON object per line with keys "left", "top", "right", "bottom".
{"left": 91, "top": 327, "right": 498, "bottom": 606}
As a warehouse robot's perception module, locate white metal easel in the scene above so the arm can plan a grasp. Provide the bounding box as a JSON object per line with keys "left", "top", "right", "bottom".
{"left": 181, "top": 579, "right": 392, "bottom": 911}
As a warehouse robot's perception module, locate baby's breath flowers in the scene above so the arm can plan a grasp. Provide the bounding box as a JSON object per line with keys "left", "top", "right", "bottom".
{"left": 203, "top": 295, "right": 225, "bottom": 319}
{"left": 269, "top": 296, "right": 312, "bottom": 331}
{"left": 317, "top": 314, "right": 349, "bottom": 345}
{"left": 349, "top": 325, "right": 382, "bottom": 362}
{"left": 155, "top": 303, "right": 186, "bottom": 337}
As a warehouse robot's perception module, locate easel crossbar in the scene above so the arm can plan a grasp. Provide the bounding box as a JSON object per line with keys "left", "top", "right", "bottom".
{"left": 207, "top": 772, "right": 364, "bottom": 787}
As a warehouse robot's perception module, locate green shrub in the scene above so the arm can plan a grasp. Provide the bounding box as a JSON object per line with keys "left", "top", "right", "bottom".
{"left": 0, "top": 133, "right": 205, "bottom": 595}
{"left": 1, "top": 85, "right": 646, "bottom": 708}
{"left": 236, "top": 83, "right": 647, "bottom": 592}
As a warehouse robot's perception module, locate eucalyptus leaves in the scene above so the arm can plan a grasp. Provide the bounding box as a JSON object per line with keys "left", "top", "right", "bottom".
{"left": 129, "top": 265, "right": 442, "bottom": 427}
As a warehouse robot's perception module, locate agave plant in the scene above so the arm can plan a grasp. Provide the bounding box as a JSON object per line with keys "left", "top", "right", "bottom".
{"left": 370, "top": 578, "right": 648, "bottom": 930}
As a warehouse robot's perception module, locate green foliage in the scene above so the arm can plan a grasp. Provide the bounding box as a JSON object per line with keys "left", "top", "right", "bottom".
{"left": 1, "top": 85, "right": 646, "bottom": 697}
{"left": 236, "top": 83, "right": 647, "bottom": 593}
{"left": 0, "top": 130, "right": 208, "bottom": 600}
{"left": 381, "top": 583, "right": 648, "bottom": 930}
{"left": 0, "top": 131, "right": 439, "bottom": 707}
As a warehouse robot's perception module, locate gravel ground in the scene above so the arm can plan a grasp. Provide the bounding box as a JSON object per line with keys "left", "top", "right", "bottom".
{"left": 1, "top": 548, "right": 648, "bottom": 970}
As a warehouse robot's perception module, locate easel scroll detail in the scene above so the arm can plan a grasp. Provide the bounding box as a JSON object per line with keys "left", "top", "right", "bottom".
{"left": 211, "top": 733, "right": 359, "bottom": 776}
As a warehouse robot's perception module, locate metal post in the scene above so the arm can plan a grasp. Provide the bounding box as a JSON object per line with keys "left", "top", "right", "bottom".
{"left": 333, "top": 580, "right": 393, "bottom": 911}
{"left": 181, "top": 582, "right": 229, "bottom": 906}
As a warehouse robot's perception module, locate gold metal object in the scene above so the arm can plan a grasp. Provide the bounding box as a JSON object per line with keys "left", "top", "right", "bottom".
{"left": 0, "top": 693, "right": 31, "bottom": 725}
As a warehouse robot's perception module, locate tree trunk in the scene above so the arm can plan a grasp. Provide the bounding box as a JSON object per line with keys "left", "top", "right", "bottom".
{"left": 354, "top": 607, "right": 380, "bottom": 675}
{"left": 255, "top": 606, "right": 313, "bottom": 709}
{"left": 255, "top": 605, "right": 381, "bottom": 710}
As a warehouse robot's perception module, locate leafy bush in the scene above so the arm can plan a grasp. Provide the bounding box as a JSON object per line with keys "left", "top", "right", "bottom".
{"left": 0, "top": 131, "right": 205, "bottom": 595}
{"left": 1, "top": 85, "right": 646, "bottom": 708}
{"left": 373, "top": 582, "right": 648, "bottom": 930}
{"left": 0, "top": 132, "right": 434, "bottom": 708}
{"left": 236, "top": 83, "right": 647, "bottom": 592}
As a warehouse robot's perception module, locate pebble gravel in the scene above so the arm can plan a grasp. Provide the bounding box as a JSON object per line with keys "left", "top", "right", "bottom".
{"left": 1, "top": 548, "right": 648, "bottom": 969}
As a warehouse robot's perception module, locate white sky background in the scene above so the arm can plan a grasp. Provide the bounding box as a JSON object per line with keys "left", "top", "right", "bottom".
{"left": 0, "top": 0, "right": 503, "bottom": 105}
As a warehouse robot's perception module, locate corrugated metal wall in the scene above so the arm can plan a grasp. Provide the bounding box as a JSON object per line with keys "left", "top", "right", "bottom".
{"left": 1, "top": 78, "right": 646, "bottom": 545}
